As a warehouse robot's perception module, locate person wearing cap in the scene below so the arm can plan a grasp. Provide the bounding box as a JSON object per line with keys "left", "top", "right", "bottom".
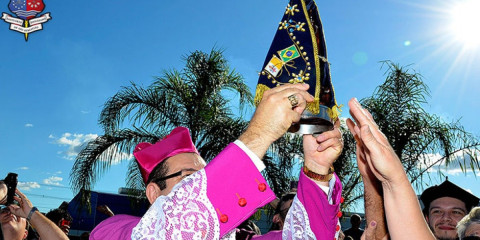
{"left": 420, "top": 179, "right": 480, "bottom": 240}
{"left": 90, "top": 83, "right": 344, "bottom": 239}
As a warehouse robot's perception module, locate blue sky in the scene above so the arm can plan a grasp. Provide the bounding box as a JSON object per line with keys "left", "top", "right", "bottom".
{"left": 1, "top": 0, "right": 479, "bottom": 213}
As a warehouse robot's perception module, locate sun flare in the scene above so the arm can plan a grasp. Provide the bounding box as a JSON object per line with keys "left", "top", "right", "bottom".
{"left": 449, "top": 0, "right": 480, "bottom": 48}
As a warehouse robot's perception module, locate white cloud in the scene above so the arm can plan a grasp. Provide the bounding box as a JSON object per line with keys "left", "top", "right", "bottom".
{"left": 416, "top": 149, "right": 480, "bottom": 176}
{"left": 25, "top": 123, "right": 33, "bottom": 127}
{"left": 81, "top": 110, "right": 90, "bottom": 114}
{"left": 18, "top": 182, "right": 40, "bottom": 191}
{"left": 50, "top": 133, "right": 98, "bottom": 160}
{"left": 17, "top": 167, "right": 29, "bottom": 170}
{"left": 43, "top": 176, "right": 63, "bottom": 186}
{"left": 50, "top": 132, "right": 132, "bottom": 164}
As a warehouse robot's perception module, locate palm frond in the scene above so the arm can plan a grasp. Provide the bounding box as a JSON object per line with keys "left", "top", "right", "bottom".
{"left": 99, "top": 83, "right": 174, "bottom": 134}
{"left": 70, "top": 129, "right": 159, "bottom": 194}
{"left": 125, "top": 159, "right": 146, "bottom": 197}
{"left": 196, "top": 118, "right": 248, "bottom": 162}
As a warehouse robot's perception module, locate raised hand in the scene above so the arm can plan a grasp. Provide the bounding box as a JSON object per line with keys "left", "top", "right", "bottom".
{"left": 240, "top": 84, "right": 314, "bottom": 159}
{"left": 346, "top": 97, "right": 435, "bottom": 240}
{"left": 349, "top": 110, "right": 388, "bottom": 240}
{"left": 7, "top": 189, "right": 34, "bottom": 219}
{"left": 345, "top": 98, "right": 406, "bottom": 186}
{"left": 250, "top": 84, "right": 313, "bottom": 142}
{"left": 303, "top": 120, "right": 343, "bottom": 176}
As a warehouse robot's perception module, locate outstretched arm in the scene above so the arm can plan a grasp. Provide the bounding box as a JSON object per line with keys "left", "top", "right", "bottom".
{"left": 211, "top": 83, "right": 315, "bottom": 236}
{"left": 281, "top": 120, "right": 344, "bottom": 239}
{"left": 346, "top": 98, "right": 434, "bottom": 240}
{"left": 360, "top": 167, "right": 388, "bottom": 240}
{"left": 355, "top": 134, "right": 387, "bottom": 240}
{"left": 8, "top": 189, "right": 69, "bottom": 240}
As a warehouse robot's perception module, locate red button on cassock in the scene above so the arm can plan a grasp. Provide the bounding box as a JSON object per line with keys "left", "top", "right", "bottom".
{"left": 238, "top": 198, "right": 247, "bottom": 207}
{"left": 336, "top": 225, "right": 340, "bottom": 231}
{"left": 220, "top": 214, "right": 228, "bottom": 223}
{"left": 258, "top": 183, "right": 267, "bottom": 192}
{"left": 340, "top": 197, "right": 344, "bottom": 203}
{"left": 337, "top": 211, "right": 342, "bottom": 218}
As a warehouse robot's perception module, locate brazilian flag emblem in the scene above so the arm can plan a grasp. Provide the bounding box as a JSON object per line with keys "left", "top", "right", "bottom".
{"left": 278, "top": 45, "right": 300, "bottom": 63}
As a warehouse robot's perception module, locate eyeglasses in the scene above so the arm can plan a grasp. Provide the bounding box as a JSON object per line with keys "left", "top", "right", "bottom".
{"left": 156, "top": 170, "right": 183, "bottom": 182}
{"left": 153, "top": 169, "right": 196, "bottom": 183}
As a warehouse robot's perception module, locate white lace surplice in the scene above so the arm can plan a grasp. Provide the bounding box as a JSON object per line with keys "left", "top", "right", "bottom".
{"left": 131, "top": 169, "right": 235, "bottom": 240}
{"left": 282, "top": 195, "right": 316, "bottom": 240}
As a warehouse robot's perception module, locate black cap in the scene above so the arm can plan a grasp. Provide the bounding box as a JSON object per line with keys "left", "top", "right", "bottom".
{"left": 420, "top": 179, "right": 479, "bottom": 215}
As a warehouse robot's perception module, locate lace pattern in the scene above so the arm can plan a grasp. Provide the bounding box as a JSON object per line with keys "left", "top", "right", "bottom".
{"left": 282, "top": 195, "right": 316, "bottom": 240}
{"left": 132, "top": 169, "right": 225, "bottom": 240}
{"left": 222, "top": 230, "right": 236, "bottom": 240}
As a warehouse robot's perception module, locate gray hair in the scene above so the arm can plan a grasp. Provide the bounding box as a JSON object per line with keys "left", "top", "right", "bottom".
{"left": 457, "top": 207, "right": 480, "bottom": 239}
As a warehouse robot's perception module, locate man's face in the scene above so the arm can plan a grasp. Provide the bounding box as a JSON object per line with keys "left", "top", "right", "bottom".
{"left": 0, "top": 208, "right": 27, "bottom": 239}
{"left": 274, "top": 199, "right": 293, "bottom": 230}
{"left": 160, "top": 153, "right": 206, "bottom": 196}
{"left": 426, "top": 197, "right": 467, "bottom": 240}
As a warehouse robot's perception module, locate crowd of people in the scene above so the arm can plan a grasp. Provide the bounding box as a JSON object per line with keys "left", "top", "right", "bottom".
{"left": 1, "top": 83, "right": 479, "bottom": 240}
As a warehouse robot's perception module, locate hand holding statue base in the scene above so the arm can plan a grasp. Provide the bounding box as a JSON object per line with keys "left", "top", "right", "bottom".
{"left": 289, "top": 106, "right": 334, "bottom": 135}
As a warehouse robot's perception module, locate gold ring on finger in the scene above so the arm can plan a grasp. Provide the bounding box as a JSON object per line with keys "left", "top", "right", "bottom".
{"left": 288, "top": 94, "right": 299, "bottom": 107}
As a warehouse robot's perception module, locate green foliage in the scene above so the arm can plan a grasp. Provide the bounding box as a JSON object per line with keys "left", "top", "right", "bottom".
{"left": 69, "top": 48, "right": 299, "bottom": 209}
{"left": 70, "top": 48, "right": 253, "bottom": 205}
{"left": 338, "top": 61, "right": 480, "bottom": 211}
{"left": 263, "top": 134, "right": 303, "bottom": 195}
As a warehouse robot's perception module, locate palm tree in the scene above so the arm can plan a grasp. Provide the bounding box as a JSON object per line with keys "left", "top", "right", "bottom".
{"left": 337, "top": 61, "right": 480, "bottom": 210}
{"left": 70, "top": 48, "right": 253, "bottom": 202}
